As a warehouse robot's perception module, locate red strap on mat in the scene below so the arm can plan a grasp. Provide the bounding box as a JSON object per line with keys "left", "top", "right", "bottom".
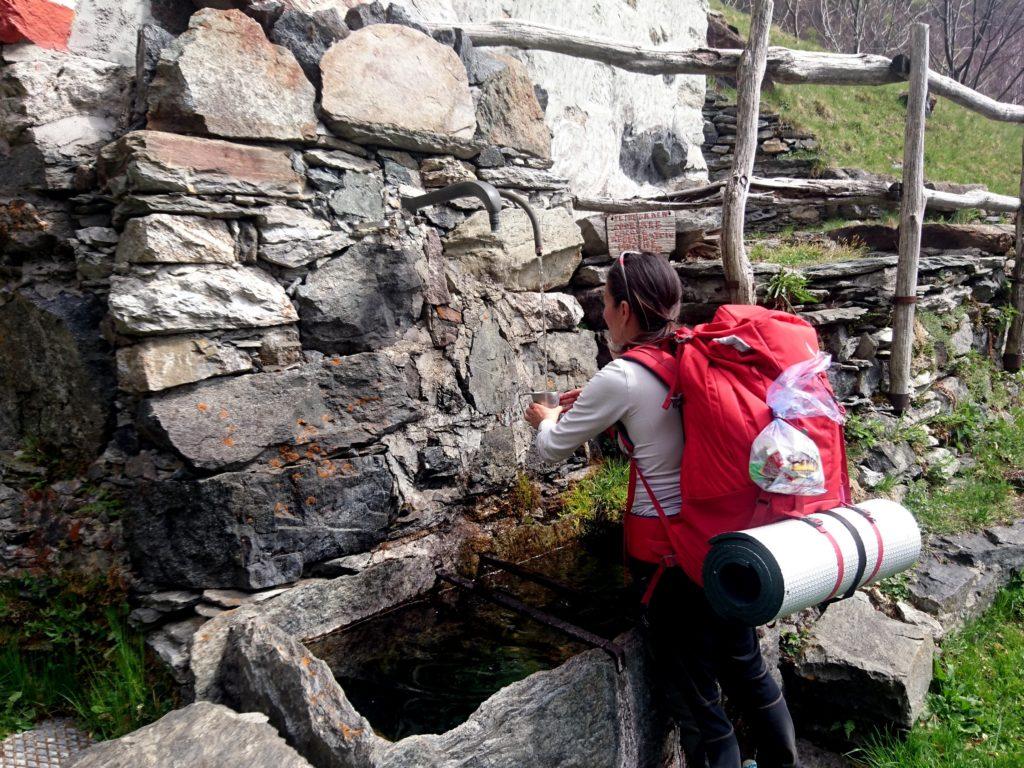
{"left": 846, "top": 504, "right": 886, "bottom": 585}
{"left": 802, "top": 517, "right": 846, "bottom": 601}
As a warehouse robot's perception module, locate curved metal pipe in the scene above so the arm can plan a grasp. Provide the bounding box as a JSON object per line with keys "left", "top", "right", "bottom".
{"left": 497, "top": 189, "right": 543, "bottom": 257}
{"left": 401, "top": 180, "right": 504, "bottom": 232}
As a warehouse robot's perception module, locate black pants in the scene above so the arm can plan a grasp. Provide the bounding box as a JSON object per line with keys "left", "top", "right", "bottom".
{"left": 631, "top": 561, "right": 800, "bottom": 768}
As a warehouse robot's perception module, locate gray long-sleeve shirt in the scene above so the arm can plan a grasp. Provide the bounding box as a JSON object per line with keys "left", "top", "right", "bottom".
{"left": 535, "top": 358, "right": 684, "bottom": 517}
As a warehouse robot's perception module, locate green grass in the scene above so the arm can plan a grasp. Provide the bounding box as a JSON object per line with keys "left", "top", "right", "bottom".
{"left": 907, "top": 406, "right": 1024, "bottom": 535}
{"left": 508, "top": 472, "right": 542, "bottom": 515}
{"left": 844, "top": 350, "right": 1024, "bottom": 535}
{"left": 709, "top": 1, "right": 1023, "bottom": 197}
{"left": 764, "top": 268, "right": 817, "bottom": 309}
{"left": 749, "top": 239, "right": 868, "bottom": 267}
{"left": 559, "top": 458, "right": 630, "bottom": 531}
{"left": 0, "top": 572, "right": 177, "bottom": 740}
{"left": 859, "top": 576, "right": 1024, "bottom": 768}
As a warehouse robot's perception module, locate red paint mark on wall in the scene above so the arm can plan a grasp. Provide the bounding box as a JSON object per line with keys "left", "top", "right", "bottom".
{"left": 0, "top": 0, "right": 75, "bottom": 50}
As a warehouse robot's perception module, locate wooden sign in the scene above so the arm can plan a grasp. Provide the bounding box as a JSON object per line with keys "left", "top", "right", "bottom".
{"left": 606, "top": 210, "right": 676, "bottom": 257}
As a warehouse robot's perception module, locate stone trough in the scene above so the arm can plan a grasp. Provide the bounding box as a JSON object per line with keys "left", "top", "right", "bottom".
{"left": 183, "top": 545, "right": 677, "bottom": 768}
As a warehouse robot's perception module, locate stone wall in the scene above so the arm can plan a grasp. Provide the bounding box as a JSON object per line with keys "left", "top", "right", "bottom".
{"left": 4, "top": 4, "right": 1024, "bottom": 761}
{"left": 702, "top": 91, "right": 821, "bottom": 182}
{"left": 0, "top": 4, "right": 622, "bottom": 588}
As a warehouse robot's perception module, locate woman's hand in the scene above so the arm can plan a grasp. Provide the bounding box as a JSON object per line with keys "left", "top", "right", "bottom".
{"left": 559, "top": 388, "right": 582, "bottom": 413}
{"left": 524, "top": 402, "right": 561, "bottom": 430}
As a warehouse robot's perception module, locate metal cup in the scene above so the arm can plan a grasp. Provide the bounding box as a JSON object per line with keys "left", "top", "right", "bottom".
{"left": 525, "top": 390, "right": 559, "bottom": 408}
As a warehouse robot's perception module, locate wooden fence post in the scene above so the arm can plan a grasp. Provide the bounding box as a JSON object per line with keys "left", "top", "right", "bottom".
{"left": 720, "top": 0, "right": 773, "bottom": 305}
{"left": 1003, "top": 134, "right": 1024, "bottom": 372}
{"left": 889, "top": 23, "right": 929, "bottom": 415}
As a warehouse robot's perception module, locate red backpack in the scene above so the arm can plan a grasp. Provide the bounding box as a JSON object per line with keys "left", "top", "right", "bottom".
{"left": 622, "top": 304, "right": 851, "bottom": 585}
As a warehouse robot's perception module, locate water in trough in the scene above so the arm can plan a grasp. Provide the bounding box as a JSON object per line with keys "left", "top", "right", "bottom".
{"left": 307, "top": 534, "right": 633, "bottom": 741}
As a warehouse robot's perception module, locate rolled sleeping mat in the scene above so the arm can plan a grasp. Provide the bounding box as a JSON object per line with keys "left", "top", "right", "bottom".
{"left": 702, "top": 499, "right": 921, "bottom": 625}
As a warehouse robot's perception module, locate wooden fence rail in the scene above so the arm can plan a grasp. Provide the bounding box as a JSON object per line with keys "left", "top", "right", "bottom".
{"left": 433, "top": 14, "right": 1024, "bottom": 386}
{"left": 575, "top": 177, "right": 1021, "bottom": 214}
{"left": 428, "top": 19, "right": 1024, "bottom": 123}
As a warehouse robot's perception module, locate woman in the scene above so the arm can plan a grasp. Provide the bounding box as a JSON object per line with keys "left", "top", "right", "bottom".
{"left": 524, "top": 250, "right": 800, "bottom": 768}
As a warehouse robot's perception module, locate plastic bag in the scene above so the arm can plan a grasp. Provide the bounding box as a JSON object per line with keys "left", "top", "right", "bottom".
{"left": 749, "top": 352, "right": 842, "bottom": 495}
{"left": 749, "top": 419, "right": 826, "bottom": 494}
{"left": 765, "top": 352, "right": 845, "bottom": 423}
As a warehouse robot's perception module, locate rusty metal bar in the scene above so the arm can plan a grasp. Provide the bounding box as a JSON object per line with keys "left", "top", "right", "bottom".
{"left": 477, "top": 553, "right": 592, "bottom": 604}
{"left": 437, "top": 570, "right": 626, "bottom": 671}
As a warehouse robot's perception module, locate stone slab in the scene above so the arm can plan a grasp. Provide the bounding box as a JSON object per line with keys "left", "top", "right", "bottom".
{"left": 99, "top": 130, "right": 304, "bottom": 197}
{"left": 108, "top": 265, "right": 298, "bottom": 335}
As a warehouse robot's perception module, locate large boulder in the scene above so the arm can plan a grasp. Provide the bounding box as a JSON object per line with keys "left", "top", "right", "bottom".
{"left": 444, "top": 206, "right": 583, "bottom": 291}
{"left": 375, "top": 631, "right": 671, "bottom": 768}
{"left": 108, "top": 265, "right": 298, "bottom": 335}
{"left": 785, "top": 593, "right": 933, "bottom": 736}
{"left": 147, "top": 9, "right": 317, "bottom": 141}
{"left": 127, "top": 456, "right": 395, "bottom": 589}
{"left": 465, "top": 316, "right": 518, "bottom": 416}
{"left": 199, "top": 608, "right": 672, "bottom": 768}
{"left": 320, "top": 24, "right": 476, "bottom": 155}
{"left": 221, "top": 618, "right": 379, "bottom": 768}
{"left": 66, "top": 702, "right": 314, "bottom": 768}
{"left": 98, "top": 130, "right": 304, "bottom": 197}
{"left": 0, "top": 289, "right": 114, "bottom": 463}
{"left": 295, "top": 241, "right": 424, "bottom": 354}
{"left": 906, "top": 551, "right": 1003, "bottom": 632}
{"left": 141, "top": 355, "right": 420, "bottom": 470}
{"left": 935, "top": 519, "right": 1024, "bottom": 572}
{"left": 0, "top": 47, "right": 130, "bottom": 191}
{"left": 473, "top": 54, "right": 550, "bottom": 159}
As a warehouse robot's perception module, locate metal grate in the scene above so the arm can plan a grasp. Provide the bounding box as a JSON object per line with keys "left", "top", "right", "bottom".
{"left": 0, "top": 719, "right": 94, "bottom": 768}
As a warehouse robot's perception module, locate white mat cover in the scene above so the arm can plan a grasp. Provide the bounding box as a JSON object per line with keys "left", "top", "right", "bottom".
{"left": 703, "top": 499, "right": 921, "bottom": 625}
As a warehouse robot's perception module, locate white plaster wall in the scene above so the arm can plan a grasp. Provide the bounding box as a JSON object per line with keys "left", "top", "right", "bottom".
{"left": 47, "top": 0, "right": 710, "bottom": 195}
{"left": 406, "top": 0, "right": 710, "bottom": 198}
{"left": 56, "top": 0, "right": 154, "bottom": 67}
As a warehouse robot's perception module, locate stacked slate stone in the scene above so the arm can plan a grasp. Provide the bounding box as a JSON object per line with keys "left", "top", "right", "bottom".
{"left": 702, "top": 91, "right": 821, "bottom": 182}
{"left": 0, "top": 8, "right": 598, "bottom": 620}
{"left": 698, "top": 91, "right": 901, "bottom": 231}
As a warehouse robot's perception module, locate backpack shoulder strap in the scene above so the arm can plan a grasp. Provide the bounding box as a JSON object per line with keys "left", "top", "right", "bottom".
{"left": 620, "top": 345, "right": 676, "bottom": 389}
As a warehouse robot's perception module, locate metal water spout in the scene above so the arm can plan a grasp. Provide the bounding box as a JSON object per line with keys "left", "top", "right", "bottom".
{"left": 401, "top": 180, "right": 551, "bottom": 390}
{"left": 497, "top": 190, "right": 549, "bottom": 389}
{"left": 401, "top": 180, "right": 504, "bottom": 232}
